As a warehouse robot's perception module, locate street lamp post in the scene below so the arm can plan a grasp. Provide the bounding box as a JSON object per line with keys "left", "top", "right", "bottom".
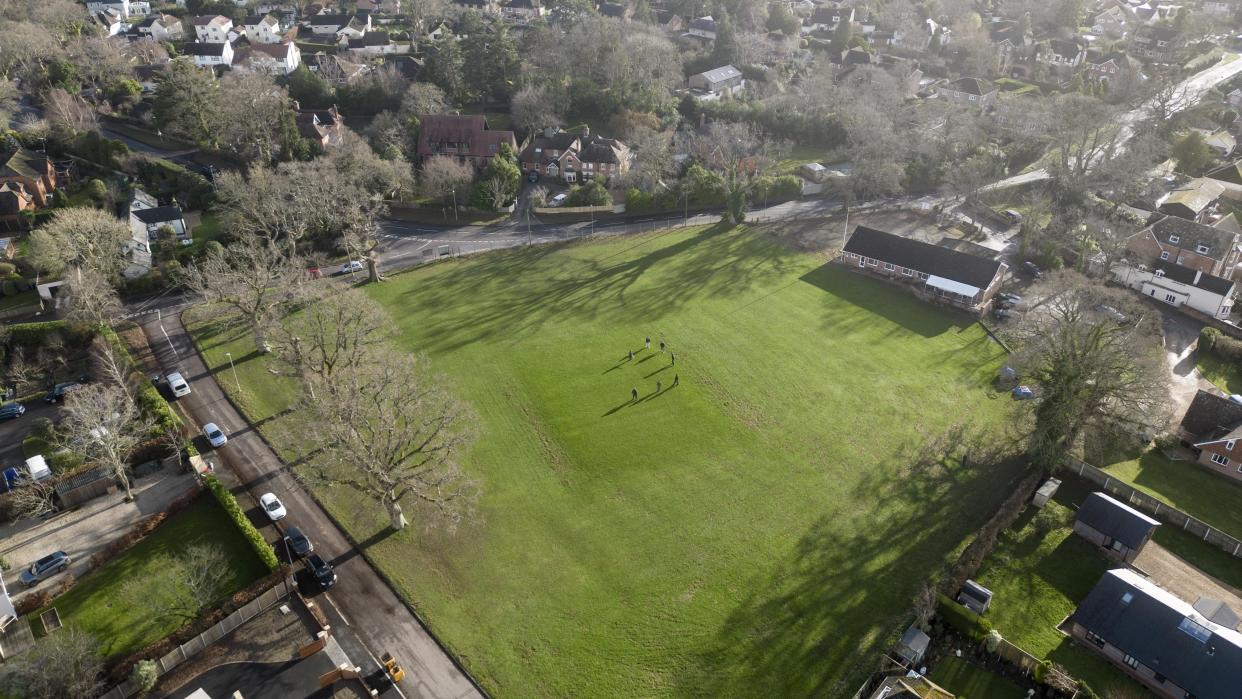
{"left": 225, "top": 352, "right": 241, "bottom": 394}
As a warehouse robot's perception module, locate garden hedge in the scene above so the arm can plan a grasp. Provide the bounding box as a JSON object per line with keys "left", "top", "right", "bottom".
{"left": 936, "top": 593, "right": 989, "bottom": 641}
{"left": 203, "top": 475, "right": 279, "bottom": 572}
{"left": 7, "top": 320, "right": 95, "bottom": 351}
{"left": 100, "top": 326, "right": 184, "bottom": 435}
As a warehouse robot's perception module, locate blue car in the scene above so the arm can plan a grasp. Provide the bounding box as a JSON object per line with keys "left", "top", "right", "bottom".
{"left": 1012, "top": 386, "right": 1035, "bottom": 400}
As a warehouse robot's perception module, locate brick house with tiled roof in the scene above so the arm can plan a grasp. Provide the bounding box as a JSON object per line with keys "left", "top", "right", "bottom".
{"left": 1179, "top": 389, "right": 1242, "bottom": 484}
{"left": 839, "top": 226, "right": 1007, "bottom": 310}
{"left": 1126, "top": 215, "right": 1241, "bottom": 278}
{"left": 416, "top": 115, "right": 516, "bottom": 169}
{"left": 519, "top": 128, "right": 632, "bottom": 183}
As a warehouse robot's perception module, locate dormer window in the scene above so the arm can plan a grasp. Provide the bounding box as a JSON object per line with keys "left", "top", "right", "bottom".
{"left": 1198, "top": 244, "right": 1210, "bottom": 254}
{"left": 1169, "top": 235, "right": 1180, "bottom": 244}
{"left": 1178, "top": 617, "right": 1212, "bottom": 643}
{"left": 1155, "top": 270, "right": 1165, "bottom": 278}
{"left": 1228, "top": 439, "right": 1236, "bottom": 450}
{"left": 1121, "top": 592, "right": 1133, "bottom": 605}
{"left": 1161, "top": 251, "right": 1170, "bottom": 260}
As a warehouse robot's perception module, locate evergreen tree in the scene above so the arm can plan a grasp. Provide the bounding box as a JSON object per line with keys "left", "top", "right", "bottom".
{"left": 712, "top": 11, "right": 741, "bottom": 66}
{"left": 829, "top": 15, "right": 852, "bottom": 54}
{"left": 766, "top": 1, "right": 800, "bottom": 36}
{"left": 425, "top": 39, "right": 466, "bottom": 104}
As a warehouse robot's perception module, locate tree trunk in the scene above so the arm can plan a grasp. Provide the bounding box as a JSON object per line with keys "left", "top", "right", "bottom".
{"left": 367, "top": 255, "right": 381, "bottom": 284}
{"left": 386, "top": 499, "right": 408, "bottom": 530}
{"left": 118, "top": 463, "right": 134, "bottom": 502}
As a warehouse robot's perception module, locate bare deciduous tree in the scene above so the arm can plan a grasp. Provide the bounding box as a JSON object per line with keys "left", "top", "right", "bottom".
{"left": 120, "top": 542, "right": 232, "bottom": 623}
{"left": 0, "top": 628, "right": 103, "bottom": 699}
{"left": 419, "top": 156, "right": 475, "bottom": 217}
{"left": 685, "top": 121, "right": 772, "bottom": 225}
{"left": 28, "top": 207, "right": 131, "bottom": 277}
{"left": 270, "top": 285, "right": 392, "bottom": 385}
{"left": 1009, "top": 271, "right": 1170, "bottom": 473}
{"left": 181, "top": 233, "right": 302, "bottom": 351}
{"left": 43, "top": 88, "right": 98, "bottom": 141}
{"left": 6, "top": 476, "right": 59, "bottom": 520}
{"left": 57, "top": 377, "right": 154, "bottom": 501}
{"left": 510, "top": 84, "right": 562, "bottom": 138}
{"left": 305, "top": 351, "right": 478, "bottom": 531}
{"left": 64, "top": 266, "right": 122, "bottom": 325}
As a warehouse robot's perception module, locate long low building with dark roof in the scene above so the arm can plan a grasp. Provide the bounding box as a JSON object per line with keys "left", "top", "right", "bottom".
{"left": 1069, "top": 568, "right": 1242, "bottom": 699}
{"left": 838, "top": 226, "right": 1007, "bottom": 311}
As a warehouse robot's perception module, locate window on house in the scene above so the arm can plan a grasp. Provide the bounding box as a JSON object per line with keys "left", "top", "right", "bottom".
{"left": 884, "top": 262, "right": 895, "bottom": 270}
{"left": 1212, "top": 452, "right": 1230, "bottom": 466}
{"left": 1178, "top": 617, "right": 1212, "bottom": 643}
{"left": 1161, "top": 251, "right": 1170, "bottom": 260}
{"left": 1085, "top": 630, "right": 1106, "bottom": 648}
{"left": 1169, "top": 235, "right": 1180, "bottom": 244}
{"left": 1123, "top": 654, "right": 1140, "bottom": 669}
{"left": 1177, "top": 256, "right": 1186, "bottom": 264}
{"left": 903, "top": 268, "right": 913, "bottom": 276}
{"left": 858, "top": 257, "right": 866, "bottom": 268}
{"left": 1155, "top": 270, "right": 1165, "bottom": 278}
{"left": 1228, "top": 439, "right": 1236, "bottom": 450}
{"left": 1198, "top": 245, "right": 1210, "bottom": 254}
{"left": 1121, "top": 592, "right": 1133, "bottom": 605}
{"left": 918, "top": 272, "right": 929, "bottom": 280}
{"left": 1166, "top": 294, "right": 1178, "bottom": 304}
{"left": 867, "top": 258, "right": 877, "bottom": 266}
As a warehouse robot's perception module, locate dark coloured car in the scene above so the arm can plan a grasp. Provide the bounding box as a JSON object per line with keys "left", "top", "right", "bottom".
{"left": 0, "top": 402, "right": 25, "bottom": 420}
{"left": 1021, "top": 261, "right": 1042, "bottom": 278}
{"left": 44, "top": 381, "right": 85, "bottom": 404}
{"left": 526, "top": 171, "right": 539, "bottom": 183}
{"left": 306, "top": 554, "right": 337, "bottom": 590}
{"left": 19, "top": 551, "right": 71, "bottom": 587}
{"left": 997, "top": 292, "right": 1022, "bottom": 305}
{"left": 993, "top": 308, "right": 1014, "bottom": 320}
{"left": 283, "top": 526, "right": 313, "bottom": 559}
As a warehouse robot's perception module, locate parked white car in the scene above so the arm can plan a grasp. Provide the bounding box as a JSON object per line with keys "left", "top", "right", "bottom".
{"left": 549, "top": 193, "right": 569, "bottom": 207}
{"left": 166, "top": 371, "right": 191, "bottom": 398}
{"left": 260, "top": 492, "right": 286, "bottom": 521}
{"left": 340, "top": 260, "right": 365, "bottom": 275}
{"left": 202, "top": 422, "right": 227, "bottom": 448}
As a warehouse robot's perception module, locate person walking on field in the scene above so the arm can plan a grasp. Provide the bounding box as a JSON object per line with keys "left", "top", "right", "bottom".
{"left": 673, "top": 374, "right": 679, "bottom": 387}
{"left": 645, "top": 337, "right": 651, "bottom": 349}
{"left": 656, "top": 380, "right": 662, "bottom": 392}
{"left": 628, "top": 350, "right": 634, "bottom": 361}
{"left": 670, "top": 352, "right": 676, "bottom": 366}
{"left": 631, "top": 387, "right": 638, "bottom": 401}
{"left": 659, "top": 341, "right": 665, "bottom": 353}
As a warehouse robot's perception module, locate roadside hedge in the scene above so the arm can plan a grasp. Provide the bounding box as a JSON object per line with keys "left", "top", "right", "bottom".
{"left": 100, "top": 325, "right": 184, "bottom": 435}
{"left": 203, "top": 475, "right": 279, "bottom": 572}
{"left": 7, "top": 320, "right": 95, "bottom": 351}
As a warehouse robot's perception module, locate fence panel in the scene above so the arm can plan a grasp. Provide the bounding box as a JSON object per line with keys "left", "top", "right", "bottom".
{"left": 1066, "top": 456, "right": 1242, "bottom": 560}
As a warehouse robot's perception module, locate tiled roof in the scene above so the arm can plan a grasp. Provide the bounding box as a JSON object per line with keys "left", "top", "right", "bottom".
{"left": 1075, "top": 492, "right": 1159, "bottom": 549}
{"left": 945, "top": 76, "right": 994, "bottom": 95}
{"left": 1180, "top": 389, "right": 1242, "bottom": 438}
{"left": 1149, "top": 215, "right": 1237, "bottom": 258}
{"left": 1151, "top": 259, "right": 1235, "bottom": 296}
{"left": 842, "top": 226, "right": 1004, "bottom": 288}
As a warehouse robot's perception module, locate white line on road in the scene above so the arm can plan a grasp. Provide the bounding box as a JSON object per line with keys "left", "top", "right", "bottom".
{"left": 325, "top": 592, "right": 352, "bottom": 626}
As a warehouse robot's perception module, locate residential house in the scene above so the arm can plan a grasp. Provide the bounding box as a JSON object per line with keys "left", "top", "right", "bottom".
{"left": 1073, "top": 492, "right": 1160, "bottom": 563}
{"left": 238, "top": 41, "right": 301, "bottom": 75}
{"left": 1156, "top": 178, "right": 1226, "bottom": 221}
{"left": 865, "top": 675, "right": 954, "bottom": 699}
{"left": 296, "top": 106, "right": 346, "bottom": 148}
{"left": 1202, "top": 0, "right": 1233, "bottom": 15}
{"left": 1085, "top": 52, "right": 1128, "bottom": 85}
{"left": 1069, "top": 568, "right": 1242, "bottom": 699}
{"left": 347, "top": 31, "right": 404, "bottom": 54}
{"left": 133, "top": 63, "right": 166, "bottom": 93}
{"left": 803, "top": 6, "right": 854, "bottom": 33}
{"left": 356, "top": 0, "right": 400, "bottom": 12}
{"left": 193, "top": 15, "right": 233, "bottom": 42}
{"left": 186, "top": 41, "right": 234, "bottom": 68}
{"left": 1228, "top": 88, "right": 1242, "bottom": 112}
{"left": 129, "top": 203, "right": 188, "bottom": 243}
{"left": 93, "top": 9, "right": 125, "bottom": 36}
{"left": 1180, "top": 389, "right": 1242, "bottom": 483}
{"left": 303, "top": 52, "right": 370, "bottom": 85}
{"left": 415, "top": 115, "right": 517, "bottom": 169}
{"left": 989, "top": 20, "right": 1030, "bottom": 70}
{"left": 937, "top": 77, "right": 998, "bottom": 108}
{"left": 687, "top": 64, "right": 745, "bottom": 100}
{"left": 0, "top": 148, "right": 56, "bottom": 221}
{"left": 1206, "top": 160, "right": 1242, "bottom": 200}
{"left": 601, "top": 2, "right": 632, "bottom": 20}
{"left": 121, "top": 231, "right": 152, "bottom": 278}
{"left": 1041, "top": 38, "right": 1089, "bottom": 70}
{"left": 134, "top": 14, "right": 183, "bottom": 41}
{"left": 1130, "top": 25, "right": 1180, "bottom": 62}
{"left": 893, "top": 17, "right": 943, "bottom": 52}
{"left": 243, "top": 14, "right": 283, "bottom": 43}
{"left": 687, "top": 15, "right": 717, "bottom": 40}
{"left": 336, "top": 15, "right": 369, "bottom": 41}
{"left": 653, "top": 9, "right": 684, "bottom": 32}
{"left": 306, "top": 13, "right": 370, "bottom": 35}
{"left": 1128, "top": 215, "right": 1241, "bottom": 277}
{"left": 1092, "top": 4, "right": 1130, "bottom": 36}
{"left": 502, "top": 0, "right": 544, "bottom": 21}
{"left": 452, "top": 0, "right": 500, "bottom": 12}
{"left": 0, "top": 182, "right": 38, "bottom": 229}
{"left": 86, "top": 0, "right": 148, "bottom": 15}
{"left": 1113, "top": 258, "right": 1236, "bottom": 318}
{"left": 518, "top": 128, "right": 633, "bottom": 183}
{"left": 839, "top": 226, "right": 1008, "bottom": 310}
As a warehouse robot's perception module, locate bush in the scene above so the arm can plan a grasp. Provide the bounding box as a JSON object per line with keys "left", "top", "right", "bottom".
{"left": 1207, "top": 331, "right": 1242, "bottom": 363}
{"left": 936, "top": 593, "right": 987, "bottom": 639}
{"left": 984, "top": 628, "right": 1002, "bottom": 653}
{"left": 130, "top": 659, "right": 159, "bottom": 695}
{"left": 1201, "top": 326, "right": 1221, "bottom": 352}
{"left": 135, "top": 381, "right": 183, "bottom": 434}
{"left": 8, "top": 320, "right": 94, "bottom": 351}
{"left": 0, "top": 262, "right": 16, "bottom": 278}
{"left": 204, "top": 475, "right": 279, "bottom": 572}
{"left": 564, "top": 180, "right": 610, "bottom": 207}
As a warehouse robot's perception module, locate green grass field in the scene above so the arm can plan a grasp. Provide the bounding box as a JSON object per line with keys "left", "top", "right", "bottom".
{"left": 35, "top": 497, "right": 267, "bottom": 658}
{"left": 972, "top": 501, "right": 1145, "bottom": 695}
{"left": 1100, "top": 450, "right": 1242, "bottom": 540}
{"left": 928, "top": 657, "right": 1026, "bottom": 699}
{"left": 188, "top": 225, "right": 1029, "bottom": 696}
{"left": 1197, "top": 352, "right": 1242, "bottom": 394}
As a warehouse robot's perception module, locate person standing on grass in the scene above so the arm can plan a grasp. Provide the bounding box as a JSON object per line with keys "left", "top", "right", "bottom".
{"left": 656, "top": 380, "right": 662, "bottom": 393}
{"left": 670, "top": 352, "right": 676, "bottom": 366}
{"left": 628, "top": 350, "right": 634, "bottom": 361}
{"left": 631, "top": 387, "right": 638, "bottom": 401}
{"left": 645, "top": 336, "right": 651, "bottom": 349}
{"left": 673, "top": 374, "right": 679, "bottom": 387}
{"left": 659, "top": 341, "right": 665, "bottom": 353}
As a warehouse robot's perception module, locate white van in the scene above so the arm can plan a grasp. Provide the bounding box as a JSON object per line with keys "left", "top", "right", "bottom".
{"left": 166, "top": 372, "right": 191, "bottom": 398}
{"left": 25, "top": 455, "right": 51, "bottom": 482}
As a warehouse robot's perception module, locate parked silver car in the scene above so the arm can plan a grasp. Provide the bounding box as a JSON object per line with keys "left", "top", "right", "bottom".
{"left": 19, "top": 551, "right": 71, "bottom": 587}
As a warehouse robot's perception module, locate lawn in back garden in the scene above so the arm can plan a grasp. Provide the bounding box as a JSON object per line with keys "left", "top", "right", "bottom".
{"left": 33, "top": 496, "right": 268, "bottom": 659}
{"left": 188, "top": 224, "right": 1028, "bottom": 696}
{"left": 927, "top": 656, "right": 1027, "bottom": 699}
{"left": 1099, "top": 449, "right": 1242, "bottom": 541}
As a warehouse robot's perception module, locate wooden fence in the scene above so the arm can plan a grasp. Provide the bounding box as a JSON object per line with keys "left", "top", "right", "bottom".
{"left": 1065, "top": 456, "right": 1242, "bottom": 559}
{"left": 97, "top": 577, "right": 292, "bottom": 699}
{"left": 0, "top": 615, "right": 35, "bottom": 660}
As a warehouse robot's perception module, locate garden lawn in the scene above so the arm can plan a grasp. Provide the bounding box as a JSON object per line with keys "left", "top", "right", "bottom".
{"left": 1101, "top": 450, "right": 1242, "bottom": 540}
{"left": 1197, "top": 351, "right": 1242, "bottom": 395}
{"left": 928, "top": 657, "right": 1026, "bottom": 699}
{"left": 188, "top": 224, "right": 1027, "bottom": 697}
{"left": 35, "top": 496, "right": 267, "bottom": 659}
{"left": 973, "top": 501, "right": 1148, "bottom": 696}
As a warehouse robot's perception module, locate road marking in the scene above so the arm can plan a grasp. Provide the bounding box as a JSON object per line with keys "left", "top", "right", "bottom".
{"left": 325, "top": 592, "right": 352, "bottom": 626}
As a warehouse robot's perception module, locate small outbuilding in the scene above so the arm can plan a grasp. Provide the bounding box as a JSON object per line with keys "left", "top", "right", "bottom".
{"left": 1073, "top": 492, "right": 1160, "bottom": 563}
{"left": 893, "top": 625, "right": 930, "bottom": 666}
{"left": 956, "top": 579, "right": 993, "bottom": 614}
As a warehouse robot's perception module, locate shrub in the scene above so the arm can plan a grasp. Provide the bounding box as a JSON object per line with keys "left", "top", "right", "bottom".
{"left": 936, "top": 593, "right": 985, "bottom": 639}
{"left": 130, "top": 659, "right": 159, "bottom": 695}
{"left": 204, "top": 475, "right": 279, "bottom": 572}
{"left": 0, "top": 262, "right": 16, "bottom": 278}
{"left": 135, "top": 381, "right": 183, "bottom": 434}
{"left": 984, "top": 628, "right": 1002, "bottom": 653}
{"left": 1207, "top": 331, "right": 1242, "bottom": 363}
{"left": 1200, "top": 326, "right": 1221, "bottom": 352}
{"left": 8, "top": 320, "right": 94, "bottom": 350}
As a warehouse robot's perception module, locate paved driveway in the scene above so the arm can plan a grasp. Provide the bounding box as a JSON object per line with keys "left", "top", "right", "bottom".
{"left": 141, "top": 312, "right": 482, "bottom": 699}
{"left": 0, "top": 401, "right": 60, "bottom": 474}
{"left": 1133, "top": 541, "right": 1242, "bottom": 612}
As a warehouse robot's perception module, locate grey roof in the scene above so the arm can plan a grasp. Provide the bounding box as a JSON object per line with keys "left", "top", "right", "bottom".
{"left": 1150, "top": 216, "right": 1239, "bottom": 259}
{"left": 946, "top": 77, "right": 994, "bottom": 96}
{"left": 694, "top": 64, "right": 741, "bottom": 84}
{"left": 54, "top": 466, "right": 110, "bottom": 495}
{"left": 348, "top": 31, "right": 391, "bottom": 47}
{"left": 898, "top": 625, "right": 929, "bottom": 653}
{"left": 1194, "top": 598, "right": 1241, "bottom": 629}
{"left": 601, "top": 2, "right": 626, "bottom": 17}
{"left": 842, "top": 226, "right": 1005, "bottom": 288}
{"left": 1048, "top": 38, "right": 1084, "bottom": 58}
{"left": 1072, "top": 569, "right": 1242, "bottom": 699}
{"left": 1151, "top": 259, "right": 1235, "bottom": 296}
{"left": 689, "top": 16, "right": 716, "bottom": 32}
{"left": 132, "top": 205, "right": 184, "bottom": 224}
{"left": 1075, "top": 492, "right": 1159, "bottom": 549}
{"left": 959, "top": 579, "right": 992, "bottom": 606}
{"left": 1181, "top": 389, "right": 1242, "bottom": 440}
{"left": 186, "top": 42, "right": 228, "bottom": 56}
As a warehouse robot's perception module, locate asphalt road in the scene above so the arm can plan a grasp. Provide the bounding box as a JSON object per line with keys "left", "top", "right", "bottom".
{"left": 0, "top": 401, "right": 60, "bottom": 477}
{"left": 139, "top": 312, "right": 482, "bottom": 699}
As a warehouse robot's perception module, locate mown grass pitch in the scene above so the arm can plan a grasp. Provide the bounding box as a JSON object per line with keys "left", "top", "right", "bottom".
{"left": 191, "top": 224, "right": 1025, "bottom": 696}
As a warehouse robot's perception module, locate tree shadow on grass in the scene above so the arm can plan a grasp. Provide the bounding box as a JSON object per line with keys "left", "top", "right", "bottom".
{"left": 679, "top": 433, "right": 1028, "bottom": 697}
{"left": 385, "top": 225, "right": 803, "bottom": 354}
